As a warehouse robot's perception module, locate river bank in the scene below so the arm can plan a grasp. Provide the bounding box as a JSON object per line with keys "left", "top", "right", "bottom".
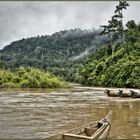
{"left": 72, "top": 85, "right": 140, "bottom": 92}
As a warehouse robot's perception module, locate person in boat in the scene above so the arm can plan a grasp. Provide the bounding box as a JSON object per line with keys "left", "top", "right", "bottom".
{"left": 117, "top": 89, "right": 123, "bottom": 95}
{"left": 104, "top": 89, "right": 110, "bottom": 95}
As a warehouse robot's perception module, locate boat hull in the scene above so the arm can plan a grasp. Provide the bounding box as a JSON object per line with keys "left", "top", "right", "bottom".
{"left": 46, "top": 111, "right": 112, "bottom": 140}
{"left": 131, "top": 93, "right": 140, "bottom": 98}
{"left": 120, "top": 93, "right": 131, "bottom": 97}
{"left": 107, "top": 93, "right": 120, "bottom": 97}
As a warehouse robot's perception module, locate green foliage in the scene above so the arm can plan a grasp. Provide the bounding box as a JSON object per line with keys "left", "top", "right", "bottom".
{"left": 0, "top": 29, "right": 108, "bottom": 82}
{"left": 125, "top": 20, "right": 140, "bottom": 44}
{"left": 81, "top": 21, "right": 140, "bottom": 88}
{"left": 0, "top": 67, "right": 68, "bottom": 88}
{"left": 101, "top": 0, "right": 129, "bottom": 44}
{"left": 0, "top": 60, "right": 9, "bottom": 69}
{"left": 126, "top": 66, "right": 140, "bottom": 88}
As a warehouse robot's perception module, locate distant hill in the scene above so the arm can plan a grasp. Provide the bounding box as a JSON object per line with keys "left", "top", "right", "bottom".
{"left": 0, "top": 28, "right": 108, "bottom": 81}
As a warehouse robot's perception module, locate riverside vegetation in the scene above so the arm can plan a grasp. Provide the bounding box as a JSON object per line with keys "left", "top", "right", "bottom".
{"left": 0, "top": 67, "right": 67, "bottom": 88}
{"left": 0, "top": 1, "right": 139, "bottom": 89}
{"left": 80, "top": 1, "right": 140, "bottom": 88}
{"left": 81, "top": 20, "right": 140, "bottom": 88}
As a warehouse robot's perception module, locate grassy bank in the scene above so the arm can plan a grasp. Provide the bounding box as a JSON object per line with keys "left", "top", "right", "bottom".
{"left": 0, "top": 67, "right": 68, "bottom": 88}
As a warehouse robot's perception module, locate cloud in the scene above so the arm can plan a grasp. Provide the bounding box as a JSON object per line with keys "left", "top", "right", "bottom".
{"left": 0, "top": 1, "right": 140, "bottom": 49}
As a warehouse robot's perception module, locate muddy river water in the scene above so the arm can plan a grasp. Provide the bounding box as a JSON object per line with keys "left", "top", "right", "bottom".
{"left": 0, "top": 86, "right": 140, "bottom": 139}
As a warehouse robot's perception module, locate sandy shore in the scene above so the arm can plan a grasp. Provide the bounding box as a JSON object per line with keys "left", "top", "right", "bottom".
{"left": 73, "top": 85, "right": 140, "bottom": 92}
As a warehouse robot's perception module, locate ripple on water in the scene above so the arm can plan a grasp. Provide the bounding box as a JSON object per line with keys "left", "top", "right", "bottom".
{"left": 0, "top": 87, "right": 140, "bottom": 139}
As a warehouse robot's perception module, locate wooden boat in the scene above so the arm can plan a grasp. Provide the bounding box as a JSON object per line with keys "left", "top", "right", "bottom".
{"left": 47, "top": 111, "right": 112, "bottom": 140}
{"left": 104, "top": 89, "right": 122, "bottom": 97}
{"left": 130, "top": 90, "right": 140, "bottom": 98}
{"left": 120, "top": 90, "right": 133, "bottom": 97}
{"left": 105, "top": 89, "right": 140, "bottom": 98}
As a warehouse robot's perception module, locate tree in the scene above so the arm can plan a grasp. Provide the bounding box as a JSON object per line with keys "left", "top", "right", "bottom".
{"left": 100, "top": 0, "right": 129, "bottom": 44}
{"left": 114, "top": 0, "right": 129, "bottom": 43}
{"left": 125, "top": 20, "right": 139, "bottom": 43}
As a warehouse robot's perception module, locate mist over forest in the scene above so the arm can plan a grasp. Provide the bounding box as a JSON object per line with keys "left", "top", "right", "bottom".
{"left": 0, "top": 28, "right": 109, "bottom": 82}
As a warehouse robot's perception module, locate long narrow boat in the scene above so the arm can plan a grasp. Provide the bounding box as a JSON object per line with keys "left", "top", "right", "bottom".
{"left": 104, "top": 89, "right": 122, "bottom": 97}
{"left": 105, "top": 89, "right": 140, "bottom": 98}
{"left": 47, "top": 111, "right": 112, "bottom": 140}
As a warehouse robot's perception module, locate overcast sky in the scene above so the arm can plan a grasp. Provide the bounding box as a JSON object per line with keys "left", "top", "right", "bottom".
{"left": 0, "top": 1, "right": 140, "bottom": 49}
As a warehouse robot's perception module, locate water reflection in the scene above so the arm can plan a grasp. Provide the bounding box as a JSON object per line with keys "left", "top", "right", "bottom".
{"left": 0, "top": 87, "right": 139, "bottom": 139}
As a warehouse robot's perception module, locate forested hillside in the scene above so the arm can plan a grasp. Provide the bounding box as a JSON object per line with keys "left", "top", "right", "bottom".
{"left": 0, "top": 28, "right": 108, "bottom": 81}
{"left": 81, "top": 20, "right": 140, "bottom": 88}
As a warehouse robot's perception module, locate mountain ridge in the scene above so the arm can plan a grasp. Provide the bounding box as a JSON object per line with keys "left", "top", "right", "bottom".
{"left": 0, "top": 28, "right": 108, "bottom": 81}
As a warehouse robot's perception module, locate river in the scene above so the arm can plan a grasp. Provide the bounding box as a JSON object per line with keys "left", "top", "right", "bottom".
{"left": 0, "top": 86, "right": 140, "bottom": 139}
